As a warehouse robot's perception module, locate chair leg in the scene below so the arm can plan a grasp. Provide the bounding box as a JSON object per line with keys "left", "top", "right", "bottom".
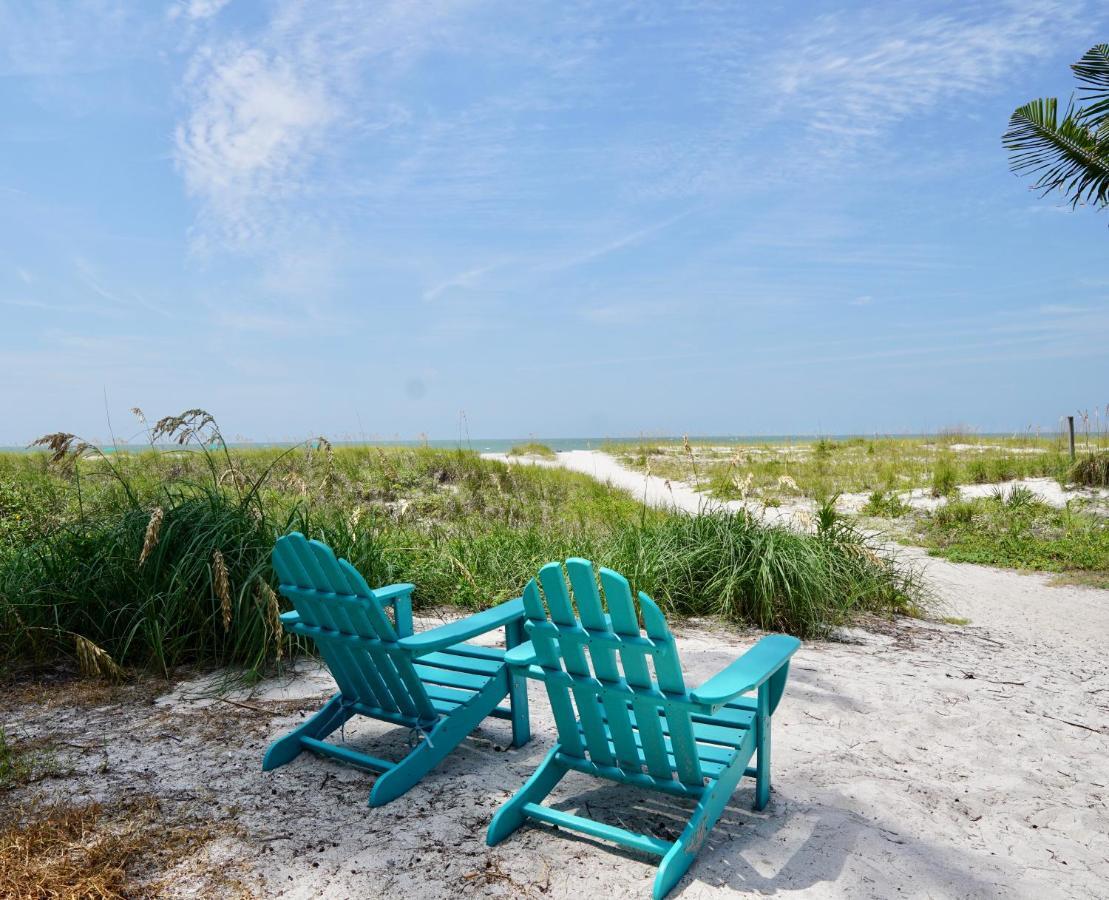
{"left": 754, "top": 685, "right": 771, "bottom": 811}
{"left": 262, "top": 693, "right": 352, "bottom": 771}
{"left": 505, "top": 618, "right": 531, "bottom": 747}
{"left": 369, "top": 670, "right": 510, "bottom": 807}
{"left": 487, "top": 746, "right": 567, "bottom": 846}
{"left": 655, "top": 747, "right": 751, "bottom": 900}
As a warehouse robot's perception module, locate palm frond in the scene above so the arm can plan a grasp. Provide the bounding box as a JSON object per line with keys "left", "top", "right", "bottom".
{"left": 1003, "top": 97, "right": 1109, "bottom": 208}
{"left": 1073, "top": 43, "right": 1109, "bottom": 122}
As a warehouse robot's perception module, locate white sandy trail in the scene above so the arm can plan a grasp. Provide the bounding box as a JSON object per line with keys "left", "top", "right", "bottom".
{"left": 483, "top": 450, "right": 805, "bottom": 522}
{"left": 484, "top": 451, "right": 1109, "bottom": 524}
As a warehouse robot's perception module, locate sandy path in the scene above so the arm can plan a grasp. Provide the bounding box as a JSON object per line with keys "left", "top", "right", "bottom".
{"left": 483, "top": 451, "right": 1109, "bottom": 520}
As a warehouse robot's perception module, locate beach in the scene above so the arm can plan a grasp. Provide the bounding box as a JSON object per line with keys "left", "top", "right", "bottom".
{"left": 4, "top": 451, "right": 1106, "bottom": 898}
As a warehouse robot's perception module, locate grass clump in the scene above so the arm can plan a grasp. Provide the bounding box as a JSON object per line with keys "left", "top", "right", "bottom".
{"left": 507, "top": 442, "right": 557, "bottom": 459}
{"left": 930, "top": 455, "right": 958, "bottom": 498}
{"left": 1070, "top": 452, "right": 1109, "bottom": 487}
{"left": 918, "top": 490, "right": 1108, "bottom": 580}
{"left": 861, "top": 490, "right": 910, "bottom": 518}
{"left": 602, "top": 511, "right": 922, "bottom": 635}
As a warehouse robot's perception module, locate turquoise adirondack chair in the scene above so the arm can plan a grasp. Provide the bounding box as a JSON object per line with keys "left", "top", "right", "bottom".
{"left": 263, "top": 532, "right": 530, "bottom": 806}
{"left": 487, "top": 559, "right": 800, "bottom": 899}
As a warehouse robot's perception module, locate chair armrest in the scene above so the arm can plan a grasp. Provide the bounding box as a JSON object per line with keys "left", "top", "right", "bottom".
{"left": 504, "top": 640, "right": 538, "bottom": 667}
{"left": 374, "top": 583, "right": 415, "bottom": 602}
{"left": 691, "top": 635, "right": 801, "bottom": 707}
{"left": 399, "top": 598, "right": 526, "bottom": 655}
{"left": 373, "top": 584, "right": 415, "bottom": 637}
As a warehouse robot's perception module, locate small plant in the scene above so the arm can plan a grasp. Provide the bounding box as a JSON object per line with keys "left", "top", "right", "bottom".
{"left": 861, "top": 490, "right": 910, "bottom": 518}
{"left": 1005, "top": 485, "right": 1038, "bottom": 508}
{"left": 934, "top": 500, "right": 977, "bottom": 527}
{"left": 814, "top": 493, "right": 842, "bottom": 536}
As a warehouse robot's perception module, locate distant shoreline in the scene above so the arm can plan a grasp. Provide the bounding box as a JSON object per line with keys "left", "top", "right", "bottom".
{"left": 0, "top": 432, "right": 1063, "bottom": 454}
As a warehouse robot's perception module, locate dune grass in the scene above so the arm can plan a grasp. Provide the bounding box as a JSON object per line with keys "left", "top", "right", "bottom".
{"left": 0, "top": 411, "right": 925, "bottom": 679}
{"left": 1070, "top": 452, "right": 1109, "bottom": 487}
{"left": 609, "top": 434, "right": 1075, "bottom": 502}
{"left": 917, "top": 487, "right": 1109, "bottom": 583}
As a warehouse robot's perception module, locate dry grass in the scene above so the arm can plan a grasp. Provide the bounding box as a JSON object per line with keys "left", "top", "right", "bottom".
{"left": 0, "top": 798, "right": 235, "bottom": 900}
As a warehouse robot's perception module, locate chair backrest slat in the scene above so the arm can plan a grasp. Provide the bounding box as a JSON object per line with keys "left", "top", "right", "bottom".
{"left": 522, "top": 579, "right": 585, "bottom": 757}
{"left": 524, "top": 560, "right": 704, "bottom": 786}
{"left": 640, "top": 591, "right": 701, "bottom": 784}
{"left": 538, "top": 563, "right": 614, "bottom": 765}
{"left": 271, "top": 533, "right": 436, "bottom": 725}
{"left": 569, "top": 566, "right": 637, "bottom": 771}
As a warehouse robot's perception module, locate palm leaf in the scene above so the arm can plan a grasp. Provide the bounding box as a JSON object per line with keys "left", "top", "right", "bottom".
{"left": 1073, "top": 43, "right": 1109, "bottom": 123}
{"left": 1003, "top": 97, "right": 1109, "bottom": 208}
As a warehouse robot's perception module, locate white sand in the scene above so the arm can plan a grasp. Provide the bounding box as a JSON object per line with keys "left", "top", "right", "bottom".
{"left": 11, "top": 567, "right": 1105, "bottom": 898}
{"left": 4, "top": 453, "right": 1107, "bottom": 898}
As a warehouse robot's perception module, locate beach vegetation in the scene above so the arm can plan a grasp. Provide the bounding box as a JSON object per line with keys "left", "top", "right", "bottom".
{"left": 919, "top": 491, "right": 1108, "bottom": 582}
{"left": 506, "top": 442, "right": 556, "bottom": 459}
{"left": 0, "top": 411, "right": 925, "bottom": 680}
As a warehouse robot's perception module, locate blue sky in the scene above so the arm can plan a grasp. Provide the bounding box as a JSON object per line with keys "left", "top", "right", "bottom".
{"left": 2, "top": 0, "right": 1107, "bottom": 444}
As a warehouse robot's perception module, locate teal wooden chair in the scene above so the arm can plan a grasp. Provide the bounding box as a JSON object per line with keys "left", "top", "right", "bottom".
{"left": 263, "top": 532, "right": 530, "bottom": 806}
{"left": 487, "top": 559, "right": 800, "bottom": 899}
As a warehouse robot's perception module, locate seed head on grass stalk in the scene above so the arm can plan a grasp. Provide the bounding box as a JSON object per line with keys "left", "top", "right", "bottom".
{"left": 212, "top": 549, "right": 232, "bottom": 631}
{"left": 138, "top": 507, "right": 164, "bottom": 567}
{"left": 256, "top": 580, "right": 283, "bottom": 662}
{"left": 75, "top": 635, "right": 123, "bottom": 681}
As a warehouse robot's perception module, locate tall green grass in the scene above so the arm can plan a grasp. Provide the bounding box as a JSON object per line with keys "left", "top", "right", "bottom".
{"left": 1070, "top": 452, "right": 1109, "bottom": 487}
{"left": 0, "top": 411, "right": 925, "bottom": 678}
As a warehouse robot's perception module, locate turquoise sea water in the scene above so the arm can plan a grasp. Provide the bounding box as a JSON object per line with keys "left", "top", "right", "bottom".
{"left": 0, "top": 434, "right": 1032, "bottom": 454}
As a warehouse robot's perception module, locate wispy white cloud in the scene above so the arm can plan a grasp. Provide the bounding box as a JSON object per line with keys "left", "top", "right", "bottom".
{"left": 0, "top": 1, "right": 160, "bottom": 77}
{"left": 423, "top": 263, "right": 500, "bottom": 301}
{"left": 764, "top": 1, "right": 1085, "bottom": 150}
{"left": 174, "top": 0, "right": 466, "bottom": 251}
{"left": 171, "top": 0, "right": 233, "bottom": 21}
{"left": 546, "top": 210, "right": 695, "bottom": 273}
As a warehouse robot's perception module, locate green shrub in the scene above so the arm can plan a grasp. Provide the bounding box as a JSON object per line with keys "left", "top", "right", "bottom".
{"left": 506, "top": 442, "right": 556, "bottom": 459}
{"left": 920, "top": 493, "right": 1108, "bottom": 575}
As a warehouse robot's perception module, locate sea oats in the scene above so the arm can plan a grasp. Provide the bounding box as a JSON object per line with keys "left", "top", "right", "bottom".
{"left": 138, "top": 507, "right": 164, "bottom": 567}
{"left": 75, "top": 635, "right": 123, "bottom": 681}
{"left": 212, "top": 549, "right": 232, "bottom": 631}
{"left": 257, "top": 580, "right": 283, "bottom": 662}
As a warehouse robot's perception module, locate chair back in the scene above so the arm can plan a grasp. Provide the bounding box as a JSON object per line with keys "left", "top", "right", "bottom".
{"left": 521, "top": 559, "right": 705, "bottom": 786}
{"left": 272, "top": 533, "right": 437, "bottom": 726}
